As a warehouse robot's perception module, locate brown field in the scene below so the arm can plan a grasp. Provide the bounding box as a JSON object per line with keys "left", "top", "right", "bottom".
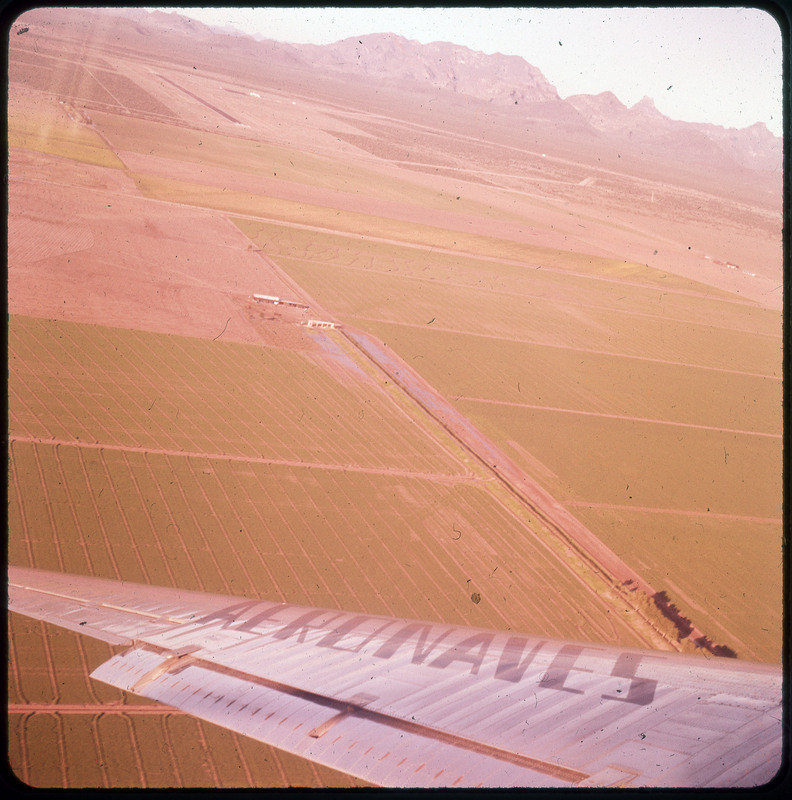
{"left": 352, "top": 322, "right": 782, "bottom": 433}
{"left": 7, "top": 9, "right": 782, "bottom": 788}
{"left": 262, "top": 255, "right": 779, "bottom": 372}
{"left": 8, "top": 435, "right": 640, "bottom": 638}
{"left": 568, "top": 509, "right": 783, "bottom": 662}
{"left": 248, "top": 241, "right": 781, "bottom": 661}
{"left": 7, "top": 315, "right": 655, "bottom": 785}
{"left": 8, "top": 316, "right": 469, "bottom": 475}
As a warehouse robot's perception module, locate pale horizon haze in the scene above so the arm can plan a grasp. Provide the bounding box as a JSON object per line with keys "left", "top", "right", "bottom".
{"left": 153, "top": 6, "right": 783, "bottom": 137}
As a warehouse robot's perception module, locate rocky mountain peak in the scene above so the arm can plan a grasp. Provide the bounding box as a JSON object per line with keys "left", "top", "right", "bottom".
{"left": 304, "top": 33, "right": 560, "bottom": 104}
{"left": 631, "top": 95, "right": 666, "bottom": 117}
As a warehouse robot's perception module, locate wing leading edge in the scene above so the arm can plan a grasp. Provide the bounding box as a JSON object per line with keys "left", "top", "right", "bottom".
{"left": 8, "top": 567, "right": 783, "bottom": 788}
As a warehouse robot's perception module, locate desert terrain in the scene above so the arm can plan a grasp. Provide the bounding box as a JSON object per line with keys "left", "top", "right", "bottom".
{"left": 7, "top": 8, "right": 783, "bottom": 788}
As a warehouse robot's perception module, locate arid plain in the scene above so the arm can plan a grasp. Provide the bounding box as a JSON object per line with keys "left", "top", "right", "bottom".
{"left": 7, "top": 9, "right": 783, "bottom": 788}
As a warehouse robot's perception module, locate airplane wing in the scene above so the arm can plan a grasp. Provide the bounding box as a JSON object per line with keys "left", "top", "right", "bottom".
{"left": 8, "top": 566, "right": 783, "bottom": 788}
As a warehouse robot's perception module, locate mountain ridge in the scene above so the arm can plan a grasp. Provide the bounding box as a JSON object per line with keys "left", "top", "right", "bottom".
{"left": 291, "top": 31, "right": 779, "bottom": 173}
{"left": 74, "top": 8, "right": 785, "bottom": 179}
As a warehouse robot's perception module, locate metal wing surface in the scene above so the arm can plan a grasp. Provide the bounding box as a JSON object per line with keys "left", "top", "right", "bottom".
{"left": 8, "top": 566, "right": 783, "bottom": 788}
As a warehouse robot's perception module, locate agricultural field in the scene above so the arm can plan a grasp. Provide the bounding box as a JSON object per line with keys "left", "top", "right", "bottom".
{"left": 7, "top": 97, "right": 126, "bottom": 169}
{"left": 234, "top": 218, "right": 782, "bottom": 664}
{"left": 8, "top": 433, "right": 642, "bottom": 638}
{"left": 7, "top": 616, "right": 365, "bottom": 788}
{"left": 568, "top": 509, "right": 783, "bottom": 663}
{"left": 7, "top": 315, "right": 469, "bottom": 476}
{"left": 8, "top": 315, "right": 652, "bottom": 786}
{"left": 7, "top": 7, "right": 783, "bottom": 789}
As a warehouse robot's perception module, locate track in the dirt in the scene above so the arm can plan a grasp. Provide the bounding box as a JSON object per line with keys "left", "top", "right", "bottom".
{"left": 8, "top": 435, "right": 479, "bottom": 485}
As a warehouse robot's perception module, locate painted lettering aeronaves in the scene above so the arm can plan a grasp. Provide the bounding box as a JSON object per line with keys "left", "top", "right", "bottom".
{"left": 193, "top": 600, "right": 658, "bottom": 706}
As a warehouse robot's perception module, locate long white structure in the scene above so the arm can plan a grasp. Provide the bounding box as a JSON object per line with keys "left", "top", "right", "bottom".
{"left": 252, "top": 293, "right": 309, "bottom": 309}
{"left": 304, "top": 319, "right": 336, "bottom": 329}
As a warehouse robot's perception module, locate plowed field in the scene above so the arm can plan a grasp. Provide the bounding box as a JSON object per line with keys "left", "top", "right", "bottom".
{"left": 7, "top": 8, "right": 782, "bottom": 788}
{"left": 234, "top": 214, "right": 781, "bottom": 663}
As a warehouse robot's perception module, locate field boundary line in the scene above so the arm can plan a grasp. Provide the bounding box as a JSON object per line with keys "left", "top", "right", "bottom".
{"left": 228, "top": 214, "right": 759, "bottom": 308}
{"left": 344, "top": 316, "right": 782, "bottom": 380}
{"left": 321, "top": 328, "right": 481, "bottom": 477}
{"left": 565, "top": 501, "right": 781, "bottom": 524}
{"left": 455, "top": 397, "right": 782, "bottom": 439}
{"left": 279, "top": 256, "right": 781, "bottom": 339}
{"left": 7, "top": 435, "right": 478, "bottom": 484}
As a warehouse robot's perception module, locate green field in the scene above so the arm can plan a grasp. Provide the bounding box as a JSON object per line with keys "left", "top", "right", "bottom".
{"left": 454, "top": 402, "right": 780, "bottom": 517}
{"left": 90, "top": 109, "right": 516, "bottom": 221}
{"left": 231, "top": 215, "right": 781, "bottom": 373}
{"left": 268, "top": 255, "right": 779, "bottom": 373}
{"left": 234, "top": 218, "right": 746, "bottom": 298}
{"left": 8, "top": 96, "right": 125, "bottom": 169}
{"left": 351, "top": 321, "right": 782, "bottom": 433}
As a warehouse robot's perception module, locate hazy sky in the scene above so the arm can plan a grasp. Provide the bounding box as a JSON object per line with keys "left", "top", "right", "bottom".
{"left": 159, "top": 6, "right": 783, "bottom": 136}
